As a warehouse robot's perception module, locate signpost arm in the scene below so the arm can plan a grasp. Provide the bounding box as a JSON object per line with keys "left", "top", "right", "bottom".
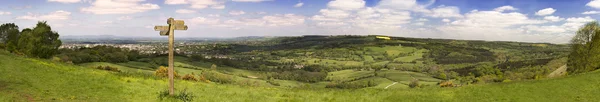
{"left": 168, "top": 18, "right": 175, "bottom": 96}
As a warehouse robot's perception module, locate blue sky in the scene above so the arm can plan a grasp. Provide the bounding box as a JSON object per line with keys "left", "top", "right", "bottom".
{"left": 1, "top": 0, "right": 600, "bottom": 43}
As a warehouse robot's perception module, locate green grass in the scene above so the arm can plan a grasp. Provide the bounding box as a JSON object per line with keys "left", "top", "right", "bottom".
{"left": 80, "top": 62, "right": 154, "bottom": 74}
{"left": 306, "top": 58, "right": 363, "bottom": 67}
{"left": 326, "top": 70, "right": 374, "bottom": 82}
{"left": 379, "top": 70, "right": 441, "bottom": 82}
{"left": 393, "top": 49, "right": 427, "bottom": 63}
{"left": 2, "top": 51, "right": 600, "bottom": 101}
{"left": 116, "top": 61, "right": 156, "bottom": 70}
{"left": 364, "top": 46, "right": 417, "bottom": 56}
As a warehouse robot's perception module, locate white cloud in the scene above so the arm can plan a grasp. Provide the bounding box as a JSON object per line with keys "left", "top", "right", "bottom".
{"left": 229, "top": 11, "right": 246, "bottom": 15}
{"left": 231, "top": 0, "right": 272, "bottom": 2}
{"left": 543, "top": 16, "right": 563, "bottom": 22}
{"left": 48, "top": 0, "right": 80, "bottom": 3}
{"left": 416, "top": 18, "right": 428, "bottom": 22}
{"left": 449, "top": 10, "right": 545, "bottom": 27}
{"left": 442, "top": 19, "right": 450, "bottom": 22}
{"left": 208, "top": 14, "right": 220, "bottom": 17}
{"left": 0, "top": 11, "right": 11, "bottom": 15}
{"left": 317, "top": 9, "right": 350, "bottom": 19}
{"left": 165, "top": 0, "right": 224, "bottom": 9}
{"left": 16, "top": 10, "right": 71, "bottom": 21}
{"left": 535, "top": 8, "right": 556, "bottom": 16}
{"left": 189, "top": 17, "right": 221, "bottom": 25}
{"left": 521, "top": 25, "right": 566, "bottom": 34}
{"left": 493, "top": 6, "right": 517, "bottom": 12}
{"left": 211, "top": 5, "right": 225, "bottom": 9}
{"left": 98, "top": 21, "right": 114, "bottom": 24}
{"left": 376, "top": 0, "right": 431, "bottom": 13}
{"left": 189, "top": 14, "right": 305, "bottom": 28}
{"left": 427, "top": 5, "right": 463, "bottom": 18}
{"left": 327, "top": 0, "right": 365, "bottom": 11}
{"left": 81, "top": 0, "right": 160, "bottom": 15}
{"left": 562, "top": 16, "right": 596, "bottom": 31}
{"left": 294, "top": 2, "right": 304, "bottom": 7}
{"left": 117, "top": 16, "right": 133, "bottom": 20}
{"left": 587, "top": 0, "right": 600, "bottom": 9}
{"left": 436, "top": 6, "right": 558, "bottom": 42}
{"left": 413, "top": 22, "right": 425, "bottom": 26}
{"left": 176, "top": 9, "right": 196, "bottom": 14}
{"left": 582, "top": 11, "right": 600, "bottom": 14}
{"left": 261, "top": 14, "right": 305, "bottom": 26}
{"left": 165, "top": 0, "right": 187, "bottom": 4}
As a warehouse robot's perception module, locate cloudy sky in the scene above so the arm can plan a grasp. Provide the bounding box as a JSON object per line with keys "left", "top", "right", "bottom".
{"left": 1, "top": 0, "right": 600, "bottom": 43}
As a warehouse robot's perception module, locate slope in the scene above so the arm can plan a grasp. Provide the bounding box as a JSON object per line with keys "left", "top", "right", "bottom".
{"left": 0, "top": 51, "right": 599, "bottom": 101}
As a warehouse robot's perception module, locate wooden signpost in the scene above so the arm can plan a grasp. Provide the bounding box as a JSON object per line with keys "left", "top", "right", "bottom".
{"left": 154, "top": 18, "right": 188, "bottom": 95}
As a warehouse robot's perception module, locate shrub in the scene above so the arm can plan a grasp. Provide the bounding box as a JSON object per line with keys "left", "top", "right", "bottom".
{"left": 198, "top": 75, "right": 210, "bottom": 83}
{"left": 158, "top": 89, "right": 195, "bottom": 102}
{"left": 409, "top": 79, "right": 420, "bottom": 88}
{"left": 325, "top": 80, "right": 377, "bottom": 89}
{"left": 95, "top": 66, "right": 120, "bottom": 72}
{"left": 266, "top": 78, "right": 280, "bottom": 86}
{"left": 154, "top": 66, "right": 180, "bottom": 78}
{"left": 202, "top": 71, "right": 235, "bottom": 84}
{"left": 438, "top": 80, "right": 454, "bottom": 87}
{"left": 181, "top": 73, "right": 198, "bottom": 81}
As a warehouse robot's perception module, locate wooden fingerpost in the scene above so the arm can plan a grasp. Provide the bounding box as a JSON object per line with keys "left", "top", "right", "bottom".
{"left": 154, "top": 18, "right": 188, "bottom": 96}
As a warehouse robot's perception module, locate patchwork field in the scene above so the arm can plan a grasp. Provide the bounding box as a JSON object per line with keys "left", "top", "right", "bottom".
{"left": 1, "top": 52, "right": 600, "bottom": 101}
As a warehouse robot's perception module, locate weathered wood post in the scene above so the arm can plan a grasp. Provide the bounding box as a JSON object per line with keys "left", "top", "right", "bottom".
{"left": 154, "top": 18, "right": 188, "bottom": 95}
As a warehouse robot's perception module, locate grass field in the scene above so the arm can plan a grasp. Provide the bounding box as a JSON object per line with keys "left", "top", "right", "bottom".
{"left": 1, "top": 51, "right": 600, "bottom": 101}
{"left": 393, "top": 49, "right": 427, "bottom": 63}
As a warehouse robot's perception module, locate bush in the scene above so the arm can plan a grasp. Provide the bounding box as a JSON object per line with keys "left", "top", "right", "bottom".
{"left": 202, "top": 71, "right": 235, "bottom": 84}
{"left": 154, "top": 66, "right": 180, "bottom": 78}
{"left": 409, "top": 79, "right": 420, "bottom": 88}
{"left": 325, "top": 80, "right": 377, "bottom": 89}
{"left": 158, "top": 89, "right": 195, "bottom": 102}
{"left": 95, "top": 66, "right": 120, "bottom": 72}
{"left": 438, "top": 80, "right": 454, "bottom": 87}
{"left": 198, "top": 75, "right": 210, "bottom": 83}
{"left": 266, "top": 78, "right": 280, "bottom": 86}
{"left": 181, "top": 73, "right": 198, "bottom": 81}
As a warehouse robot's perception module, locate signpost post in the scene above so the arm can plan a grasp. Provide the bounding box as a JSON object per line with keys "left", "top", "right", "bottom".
{"left": 154, "top": 18, "right": 188, "bottom": 96}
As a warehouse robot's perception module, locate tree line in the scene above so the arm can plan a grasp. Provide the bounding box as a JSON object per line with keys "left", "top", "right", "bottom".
{"left": 0, "top": 22, "right": 62, "bottom": 58}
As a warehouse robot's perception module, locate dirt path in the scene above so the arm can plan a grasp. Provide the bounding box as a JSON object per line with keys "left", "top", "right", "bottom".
{"left": 547, "top": 65, "right": 567, "bottom": 78}
{"left": 384, "top": 82, "right": 398, "bottom": 89}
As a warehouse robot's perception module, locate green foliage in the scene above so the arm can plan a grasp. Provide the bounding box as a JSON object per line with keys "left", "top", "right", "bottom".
{"left": 0, "top": 23, "right": 20, "bottom": 52}
{"left": 181, "top": 73, "right": 198, "bottom": 81}
{"left": 269, "top": 70, "right": 327, "bottom": 83}
{"left": 325, "top": 80, "right": 377, "bottom": 89}
{"left": 568, "top": 21, "right": 600, "bottom": 74}
{"left": 57, "top": 46, "right": 140, "bottom": 64}
{"left": 201, "top": 70, "right": 235, "bottom": 84}
{"left": 408, "top": 79, "right": 420, "bottom": 88}
{"left": 16, "top": 22, "right": 62, "bottom": 58}
{"left": 158, "top": 89, "right": 195, "bottom": 102}
{"left": 154, "top": 66, "right": 180, "bottom": 78}
{"left": 95, "top": 66, "right": 121, "bottom": 72}
{"left": 266, "top": 78, "right": 280, "bottom": 86}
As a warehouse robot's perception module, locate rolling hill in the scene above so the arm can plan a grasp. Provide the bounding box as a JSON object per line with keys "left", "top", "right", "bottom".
{"left": 1, "top": 50, "right": 599, "bottom": 101}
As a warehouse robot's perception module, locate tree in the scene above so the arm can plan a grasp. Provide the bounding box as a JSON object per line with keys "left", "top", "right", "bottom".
{"left": 568, "top": 21, "right": 600, "bottom": 74}
{"left": 0, "top": 23, "right": 20, "bottom": 51}
{"left": 17, "top": 22, "right": 62, "bottom": 58}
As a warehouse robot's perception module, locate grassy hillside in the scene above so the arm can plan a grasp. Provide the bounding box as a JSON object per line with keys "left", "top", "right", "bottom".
{"left": 1, "top": 51, "right": 599, "bottom": 101}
